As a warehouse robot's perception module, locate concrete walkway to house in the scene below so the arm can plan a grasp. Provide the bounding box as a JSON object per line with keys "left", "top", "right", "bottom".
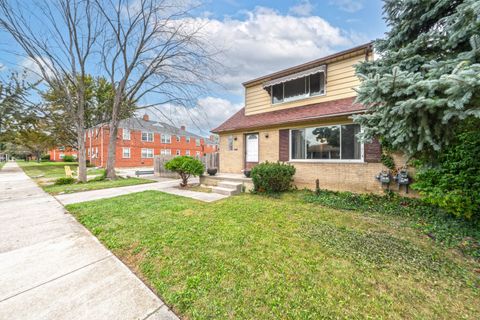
{"left": 0, "top": 162, "right": 179, "bottom": 320}
{"left": 56, "top": 177, "right": 229, "bottom": 205}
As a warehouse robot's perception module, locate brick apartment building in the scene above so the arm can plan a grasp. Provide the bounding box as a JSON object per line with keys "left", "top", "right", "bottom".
{"left": 50, "top": 114, "right": 218, "bottom": 168}
{"left": 49, "top": 147, "right": 78, "bottom": 161}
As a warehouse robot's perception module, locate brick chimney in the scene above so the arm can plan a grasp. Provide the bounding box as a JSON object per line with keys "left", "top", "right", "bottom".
{"left": 180, "top": 125, "right": 186, "bottom": 131}
{"left": 142, "top": 114, "right": 149, "bottom": 121}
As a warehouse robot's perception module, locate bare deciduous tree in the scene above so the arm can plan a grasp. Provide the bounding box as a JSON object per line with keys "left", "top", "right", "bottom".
{"left": 0, "top": 0, "right": 102, "bottom": 182}
{"left": 95, "top": 0, "right": 220, "bottom": 178}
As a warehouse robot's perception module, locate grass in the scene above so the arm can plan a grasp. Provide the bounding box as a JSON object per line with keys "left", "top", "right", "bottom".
{"left": 66, "top": 191, "right": 480, "bottom": 319}
{"left": 17, "top": 160, "right": 104, "bottom": 179}
{"left": 0, "top": 162, "right": 4, "bottom": 170}
{"left": 18, "top": 160, "right": 153, "bottom": 195}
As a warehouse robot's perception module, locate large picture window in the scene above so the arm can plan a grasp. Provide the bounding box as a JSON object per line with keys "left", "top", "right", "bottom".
{"left": 290, "top": 124, "right": 362, "bottom": 161}
{"left": 270, "top": 72, "right": 325, "bottom": 104}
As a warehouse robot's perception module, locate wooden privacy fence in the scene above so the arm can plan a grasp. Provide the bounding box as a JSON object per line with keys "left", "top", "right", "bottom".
{"left": 154, "top": 153, "right": 219, "bottom": 178}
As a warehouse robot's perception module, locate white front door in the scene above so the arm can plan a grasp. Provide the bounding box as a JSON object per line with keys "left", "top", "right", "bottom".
{"left": 245, "top": 133, "right": 259, "bottom": 162}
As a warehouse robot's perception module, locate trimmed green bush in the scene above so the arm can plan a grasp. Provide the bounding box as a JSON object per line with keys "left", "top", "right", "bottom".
{"left": 63, "top": 155, "right": 75, "bottom": 162}
{"left": 251, "top": 161, "right": 296, "bottom": 194}
{"left": 41, "top": 154, "right": 50, "bottom": 161}
{"left": 165, "top": 156, "right": 204, "bottom": 187}
{"left": 54, "top": 177, "right": 76, "bottom": 185}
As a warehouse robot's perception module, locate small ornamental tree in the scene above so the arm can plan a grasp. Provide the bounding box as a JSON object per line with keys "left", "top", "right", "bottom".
{"left": 165, "top": 156, "right": 204, "bottom": 187}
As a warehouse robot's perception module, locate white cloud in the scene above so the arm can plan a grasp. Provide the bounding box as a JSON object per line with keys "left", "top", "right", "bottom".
{"left": 19, "top": 56, "right": 55, "bottom": 82}
{"left": 146, "top": 96, "right": 242, "bottom": 136}
{"left": 191, "top": 6, "right": 360, "bottom": 94}
{"left": 330, "top": 0, "right": 364, "bottom": 13}
{"left": 289, "top": 0, "right": 315, "bottom": 17}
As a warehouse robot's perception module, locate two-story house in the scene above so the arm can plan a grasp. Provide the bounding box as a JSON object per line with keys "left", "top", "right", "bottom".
{"left": 212, "top": 43, "right": 399, "bottom": 193}
{"left": 84, "top": 114, "right": 218, "bottom": 168}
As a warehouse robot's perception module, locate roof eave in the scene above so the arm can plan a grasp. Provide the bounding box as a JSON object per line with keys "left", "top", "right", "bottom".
{"left": 211, "top": 109, "right": 366, "bottom": 134}
{"left": 242, "top": 42, "right": 373, "bottom": 87}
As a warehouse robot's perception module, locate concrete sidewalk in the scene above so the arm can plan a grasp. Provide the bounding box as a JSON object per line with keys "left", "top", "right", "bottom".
{"left": 56, "top": 177, "right": 228, "bottom": 205}
{"left": 0, "top": 162, "right": 178, "bottom": 320}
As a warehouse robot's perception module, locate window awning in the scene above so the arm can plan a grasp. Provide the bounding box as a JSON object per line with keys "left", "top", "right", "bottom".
{"left": 262, "top": 65, "right": 326, "bottom": 88}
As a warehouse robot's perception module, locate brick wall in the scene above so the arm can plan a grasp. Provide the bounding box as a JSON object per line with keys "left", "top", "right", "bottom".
{"left": 85, "top": 127, "right": 217, "bottom": 168}
{"left": 218, "top": 119, "right": 413, "bottom": 195}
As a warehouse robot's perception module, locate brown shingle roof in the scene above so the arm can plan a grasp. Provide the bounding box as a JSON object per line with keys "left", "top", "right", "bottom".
{"left": 211, "top": 97, "right": 365, "bottom": 133}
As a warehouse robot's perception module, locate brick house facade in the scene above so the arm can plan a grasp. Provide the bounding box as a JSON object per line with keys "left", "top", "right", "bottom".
{"left": 212, "top": 43, "right": 411, "bottom": 194}
{"left": 85, "top": 114, "right": 218, "bottom": 168}
{"left": 50, "top": 115, "right": 218, "bottom": 167}
{"left": 49, "top": 147, "right": 78, "bottom": 161}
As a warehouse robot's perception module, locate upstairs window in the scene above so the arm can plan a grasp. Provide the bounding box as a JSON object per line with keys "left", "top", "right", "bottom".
{"left": 269, "top": 71, "right": 325, "bottom": 104}
{"left": 142, "top": 132, "right": 153, "bottom": 142}
{"left": 176, "top": 136, "right": 181, "bottom": 142}
{"left": 161, "top": 134, "right": 171, "bottom": 144}
{"left": 196, "top": 138, "right": 201, "bottom": 146}
{"left": 186, "top": 136, "right": 190, "bottom": 143}
{"left": 123, "top": 129, "right": 130, "bottom": 140}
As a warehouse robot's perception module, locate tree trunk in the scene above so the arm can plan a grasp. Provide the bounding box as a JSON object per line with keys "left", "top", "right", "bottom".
{"left": 105, "top": 86, "right": 125, "bottom": 179}
{"left": 77, "top": 126, "right": 87, "bottom": 182}
{"left": 105, "top": 120, "right": 118, "bottom": 179}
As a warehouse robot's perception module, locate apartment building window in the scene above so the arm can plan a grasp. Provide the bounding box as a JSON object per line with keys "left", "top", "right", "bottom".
{"left": 176, "top": 136, "right": 181, "bottom": 142}
{"left": 141, "top": 131, "right": 154, "bottom": 142}
{"left": 290, "top": 124, "right": 362, "bottom": 161}
{"left": 161, "top": 134, "right": 171, "bottom": 144}
{"left": 269, "top": 70, "right": 325, "bottom": 104}
{"left": 123, "top": 129, "right": 131, "bottom": 140}
{"left": 186, "top": 136, "right": 190, "bottom": 143}
{"left": 186, "top": 150, "right": 190, "bottom": 156}
{"left": 60, "top": 153, "right": 65, "bottom": 159}
{"left": 227, "top": 135, "right": 234, "bottom": 151}
{"left": 160, "top": 149, "right": 171, "bottom": 155}
{"left": 176, "top": 150, "right": 181, "bottom": 155}
{"left": 195, "top": 138, "right": 201, "bottom": 146}
{"left": 195, "top": 151, "right": 201, "bottom": 157}
{"left": 122, "top": 147, "right": 131, "bottom": 158}
{"left": 141, "top": 148, "right": 154, "bottom": 158}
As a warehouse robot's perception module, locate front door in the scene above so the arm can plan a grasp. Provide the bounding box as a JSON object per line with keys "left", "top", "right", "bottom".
{"left": 245, "top": 133, "right": 259, "bottom": 168}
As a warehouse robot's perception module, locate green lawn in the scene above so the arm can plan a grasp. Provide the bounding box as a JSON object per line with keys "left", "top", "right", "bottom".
{"left": 66, "top": 191, "right": 480, "bottom": 319}
{"left": 17, "top": 160, "right": 104, "bottom": 179}
{"left": 18, "top": 161, "right": 153, "bottom": 195}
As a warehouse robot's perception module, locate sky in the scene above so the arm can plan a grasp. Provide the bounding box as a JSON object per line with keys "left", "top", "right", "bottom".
{"left": 0, "top": 0, "right": 387, "bottom": 137}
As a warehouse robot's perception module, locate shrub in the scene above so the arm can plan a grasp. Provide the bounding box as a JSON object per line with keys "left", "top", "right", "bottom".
{"left": 251, "top": 161, "right": 296, "bottom": 194}
{"left": 63, "top": 155, "right": 75, "bottom": 162}
{"left": 54, "top": 177, "right": 76, "bottom": 185}
{"left": 413, "top": 119, "right": 480, "bottom": 220}
{"left": 41, "top": 154, "right": 50, "bottom": 161}
{"left": 165, "top": 156, "right": 204, "bottom": 187}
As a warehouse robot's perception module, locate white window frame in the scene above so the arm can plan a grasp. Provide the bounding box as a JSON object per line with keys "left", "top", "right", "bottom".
{"left": 186, "top": 150, "right": 190, "bottom": 156}
{"left": 141, "top": 131, "right": 154, "bottom": 142}
{"left": 123, "top": 128, "right": 131, "bottom": 140}
{"left": 176, "top": 149, "right": 181, "bottom": 155}
{"left": 186, "top": 136, "right": 190, "bottom": 143}
{"left": 160, "top": 149, "right": 171, "bottom": 155}
{"left": 288, "top": 124, "right": 364, "bottom": 163}
{"left": 122, "top": 147, "right": 131, "bottom": 159}
{"left": 161, "top": 134, "right": 171, "bottom": 144}
{"left": 271, "top": 71, "right": 326, "bottom": 105}
{"left": 141, "top": 148, "right": 154, "bottom": 158}
{"left": 176, "top": 136, "right": 181, "bottom": 142}
{"left": 195, "top": 138, "right": 201, "bottom": 146}
{"left": 195, "top": 151, "right": 201, "bottom": 157}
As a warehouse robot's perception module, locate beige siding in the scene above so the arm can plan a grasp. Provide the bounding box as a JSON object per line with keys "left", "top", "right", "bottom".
{"left": 245, "top": 53, "right": 365, "bottom": 116}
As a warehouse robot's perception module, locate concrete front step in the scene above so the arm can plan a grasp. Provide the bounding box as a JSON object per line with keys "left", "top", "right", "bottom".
{"left": 217, "top": 181, "right": 243, "bottom": 192}
{"left": 211, "top": 186, "right": 240, "bottom": 196}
